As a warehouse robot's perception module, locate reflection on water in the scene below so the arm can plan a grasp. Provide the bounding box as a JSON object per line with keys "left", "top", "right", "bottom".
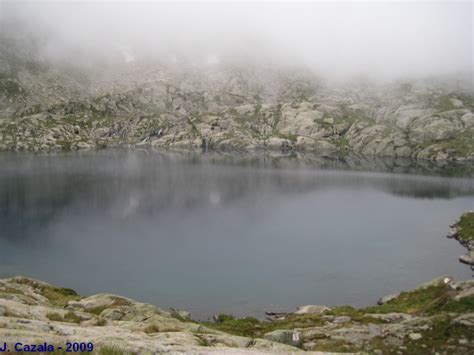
{"left": 0, "top": 150, "right": 473, "bottom": 319}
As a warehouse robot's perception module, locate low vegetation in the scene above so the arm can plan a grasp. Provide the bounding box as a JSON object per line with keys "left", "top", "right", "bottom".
{"left": 201, "top": 281, "right": 474, "bottom": 353}
{"left": 364, "top": 284, "right": 453, "bottom": 314}
{"left": 11, "top": 277, "right": 80, "bottom": 307}
{"left": 205, "top": 313, "right": 332, "bottom": 338}
{"left": 456, "top": 211, "right": 474, "bottom": 242}
{"left": 438, "top": 132, "right": 474, "bottom": 158}
{"left": 40, "top": 286, "right": 80, "bottom": 307}
{"left": 403, "top": 315, "right": 474, "bottom": 354}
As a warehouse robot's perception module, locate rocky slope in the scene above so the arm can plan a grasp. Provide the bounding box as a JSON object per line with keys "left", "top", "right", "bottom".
{"left": 0, "top": 277, "right": 297, "bottom": 354}
{"left": 1, "top": 35, "right": 474, "bottom": 160}
{"left": 0, "top": 275, "right": 473, "bottom": 354}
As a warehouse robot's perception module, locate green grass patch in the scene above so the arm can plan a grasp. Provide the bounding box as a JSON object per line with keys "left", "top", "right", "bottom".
{"left": 326, "top": 306, "right": 387, "bottom": 324}
{"left": 40, "top": 285, "right": 80, "bottom": 307}
{"left": 437, "top": 132, "right": 474, "bottom": 157}
{"left": 87, "top": 305, "right": 108, "bottom": 316}
{"left": 203, "top": 313, "right": 325, "bottom": 338}
{"left": 204, "top": 315, "right": 262, "bottom": 337}
{"left": 10, "top": 278, "right": 81, "bottom": 307}
{"left": 64, "top": 311, "right": 83, "bottom": 323}
{"left": 403, "top": 314, "right": 474, "bottom": 354}
{"left": 309, "top": 338, "right": 359, "bottom": 353}
{"left": 0, "top": 286, "right": 25, "bottom": 295}
{"left": 441, "top": 296, "right": 474, "bottom": 313}
{"left": 46, "top": 312, "right": 64, "bottom": 322}
{"left": 456, "top": 212, "right": 474, "bottom": 242}
{"left": 364, "top": 284, "right": 453, "bottom": 315}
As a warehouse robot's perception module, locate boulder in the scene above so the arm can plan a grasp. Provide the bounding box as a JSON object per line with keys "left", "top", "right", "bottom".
{"left": 76, "top": 141, "right": 94, "bottom": 150}
{"left": 276, "top": 103, "right": 323, "bottom": 136}
{"left": 294, "top": 305, "right": 331, "bottom": 315}
{"left": 392, "top": 107, "right": 434, "bottom": 129}
{"left": 333, "top": 316, "right": 351, "bottom": 324}
{"left": 265, "top": 137, "right": 293, "bottom": 150}
{"left": 409, "top": 332, "right": 422, "bottom": 340}
{"left": 263, "top": 329, "right": 301, "bottom": 347}
{"left": 100, "top": 308, "right": 125, "bottom": 321}
{"left": 322, "top": 117, "right": 334, "bottom": 125}
{"left": 452, "top": 313, "right": 474, "bottom": 327}
{"left": 449, "top": 98, "right": 464, "bottom": 108}
{"left": 377, "top": 293, "right": 400, "bottom": 305}
{"left": 454, "top": 288, "right": 474, "bottom": 301}
{"left": 67, "top": 294, "right": 132, "bottom": 312}
{"left": 461, "top": 112, "right": 474, "bottom": 127}
{"left": 170, "top": 307, "right": 191, "bottom": 321}
{"left": 459, "top": 252, "right": 474, "bottom": 265}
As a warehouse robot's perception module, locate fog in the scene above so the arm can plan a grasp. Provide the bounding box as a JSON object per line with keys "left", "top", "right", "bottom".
{"left": 1, "top": 0, "right": 473, "bottom": 81}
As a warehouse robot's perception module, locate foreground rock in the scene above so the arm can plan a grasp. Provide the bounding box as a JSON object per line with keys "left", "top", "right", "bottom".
{"left": 208, "top": 277, "right": 474, "bottom": 354}
{"left": 0, "top": 277, "right": 299, "bottom": 354}
{"left": 1, "top": 276, "right": 473, "bottom": 354}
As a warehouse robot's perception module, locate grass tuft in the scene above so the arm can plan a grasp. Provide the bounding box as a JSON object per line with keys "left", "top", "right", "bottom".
{"left": 40, "top": 286, "right": 80, "bottom": 307}
{"left": 46, "top": 311, "right": 82, "bottom": 324}
{"left": 456, "top": 212, "right": 474, "bottom": 242}
{"left": 364, "top": 284, "right": 453, "bottom": 315}
{"left": 203, "top": 313, "right": 326, "bottom": 338}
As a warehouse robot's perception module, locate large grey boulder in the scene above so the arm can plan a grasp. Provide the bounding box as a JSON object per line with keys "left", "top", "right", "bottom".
{"left": 265, "top": 137, "right": 293, "bottom": 150}
{"left": 264, "top": 329, "right": 302, "bottom": 347}
{"left": 459, "top": 252, "right": 474, "bottom": 265}
{"left": 461, "top": 112, "right": 474, "bottom": 127}
{"left": 294, "top": 305, "right": 331, "bottom": 315}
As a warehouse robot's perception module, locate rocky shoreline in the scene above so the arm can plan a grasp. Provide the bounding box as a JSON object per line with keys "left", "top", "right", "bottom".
{"left": 447, "top": 211, "right": 474, "bottom": 267}
{"left": 1, "top": 275, "right": 473, "bottom": 354}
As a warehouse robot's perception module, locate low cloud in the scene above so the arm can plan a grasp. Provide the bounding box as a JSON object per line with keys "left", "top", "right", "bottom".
{"left": 1, "top": 0, "right": 472, "bottom": 81}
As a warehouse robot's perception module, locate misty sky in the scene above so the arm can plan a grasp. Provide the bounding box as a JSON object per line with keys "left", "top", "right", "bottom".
{"left": 1, "top": 1, "right": 472, "bottom": 80}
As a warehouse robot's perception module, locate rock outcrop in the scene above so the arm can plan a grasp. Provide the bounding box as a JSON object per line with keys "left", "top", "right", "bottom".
{"left": 210, "top": 277, "right": 474, "bottom": 354}
{"left": 1, "top": 275, "right": 473, "bottom": 354}
{"left": 0, "top": 277, "right": 298, "bottom": 354}
{"left": 1, "top": 34, "right": 474, "bottom": 160}
{"left": 447, "top": 211, "right": 474, "bottom": 266}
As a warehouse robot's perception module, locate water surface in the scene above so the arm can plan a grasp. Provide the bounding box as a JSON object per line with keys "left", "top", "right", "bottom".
{"left": 0, "top": 151, "right": 473, "bottom": 319}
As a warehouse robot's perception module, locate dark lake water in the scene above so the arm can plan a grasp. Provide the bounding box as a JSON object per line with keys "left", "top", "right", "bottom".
{"left": 0, "top": 150, "right": 473, "bottom": 319}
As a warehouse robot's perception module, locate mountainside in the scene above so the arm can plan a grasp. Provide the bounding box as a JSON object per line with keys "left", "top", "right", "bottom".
{"left": 1, "top": 35, "right": 474, "bottom": 161}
